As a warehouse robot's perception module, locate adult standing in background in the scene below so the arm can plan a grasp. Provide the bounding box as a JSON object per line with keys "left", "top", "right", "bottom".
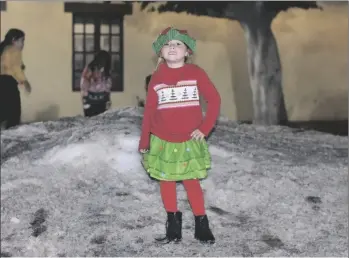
{"left": 0, "top": 28, "right": 31, "bottom": 129}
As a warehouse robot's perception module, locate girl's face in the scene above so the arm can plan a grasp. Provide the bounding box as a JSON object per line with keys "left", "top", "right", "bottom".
{"left": 160, "top": 40, "right": 189, "bottom": 65}
{"left": 12, "top": 37, "right": 25, "bottom": 50}
{"left": 92, "top": 67, "right": 104, "bottom": 78}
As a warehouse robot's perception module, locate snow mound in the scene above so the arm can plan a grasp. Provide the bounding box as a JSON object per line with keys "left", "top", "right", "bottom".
{"left": 1, "top": 107, "right": 347, "bottom": 256}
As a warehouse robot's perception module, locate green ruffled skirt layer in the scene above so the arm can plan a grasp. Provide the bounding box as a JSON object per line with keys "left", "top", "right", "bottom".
{"left": 142, "top": 134, "right": 211, "bottom": 181}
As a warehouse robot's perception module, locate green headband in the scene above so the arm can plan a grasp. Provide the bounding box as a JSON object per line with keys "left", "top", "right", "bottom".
{"left": 152, "top": 28, "right": 196, "bottom": 55}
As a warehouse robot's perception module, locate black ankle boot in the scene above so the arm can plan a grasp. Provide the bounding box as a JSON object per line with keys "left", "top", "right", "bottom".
{"left": 155, "top": 211, "right": 182, "bottom": 243}
{"left": 194, "top": 215, "right": 215, "bottom": 243}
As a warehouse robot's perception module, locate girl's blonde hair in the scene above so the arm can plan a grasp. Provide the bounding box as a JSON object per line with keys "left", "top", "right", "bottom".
{"left": 154, "top": 56, "right": 164, "bottom": 72}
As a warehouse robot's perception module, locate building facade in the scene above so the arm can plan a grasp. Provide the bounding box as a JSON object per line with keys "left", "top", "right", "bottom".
{"left": 1, "top": 1, "right": 347, "bottom": 122}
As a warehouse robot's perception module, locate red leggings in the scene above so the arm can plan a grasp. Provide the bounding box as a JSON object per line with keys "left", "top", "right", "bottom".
{"left": 160, "top": 179, "right": 206, "bottom": 216}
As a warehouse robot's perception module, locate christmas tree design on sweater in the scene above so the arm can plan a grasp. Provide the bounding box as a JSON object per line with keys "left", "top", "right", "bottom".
{"left": 160, "top": 90, "right": 166, "bottom": 102}
{"left": 191, "top": 87, "right": 198, "bottom": 99}
{"left": 155, "top": 81, "right": 200, "bottom": 109}
{"left": 169, "top": 89, "right": 178, "bottom": 101}
{"left": 182, "top": 88, "right": 189, "bottom": 100}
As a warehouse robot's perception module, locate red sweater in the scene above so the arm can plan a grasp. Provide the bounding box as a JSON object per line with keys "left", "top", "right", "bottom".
{"left": 139, "top": 63, "right": 221, "bottom": 150}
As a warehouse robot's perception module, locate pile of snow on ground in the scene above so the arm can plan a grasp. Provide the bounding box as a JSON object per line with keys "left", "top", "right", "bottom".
{"left": 1, "top": 107, "right": 347, "bottom": 256}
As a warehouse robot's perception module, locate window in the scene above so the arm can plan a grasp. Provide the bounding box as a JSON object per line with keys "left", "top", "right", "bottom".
{"left": 0, "top": 1, "right": 7, "bottom": 11}
{"left": 72, "top": 14, "right": 123, "bottom": 92}
{"left": 65, "top": 2, "right": 132, "bottom": 92}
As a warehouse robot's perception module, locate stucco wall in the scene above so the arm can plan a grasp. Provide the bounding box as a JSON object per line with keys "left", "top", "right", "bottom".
{"left": 273, "top": 4, "right": 348, "bottom": 121}
{"left": 1, "top": 2, "right": 347, "bottom": 122}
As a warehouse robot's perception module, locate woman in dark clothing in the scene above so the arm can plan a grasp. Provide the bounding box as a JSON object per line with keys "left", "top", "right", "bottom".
{"left": 0, "top": 28, "right": 31, "bottom": 129}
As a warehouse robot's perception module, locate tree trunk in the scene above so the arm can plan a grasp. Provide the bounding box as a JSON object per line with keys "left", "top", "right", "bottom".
{"left": 240, "top": 20, "right": 288, "bottom": 125}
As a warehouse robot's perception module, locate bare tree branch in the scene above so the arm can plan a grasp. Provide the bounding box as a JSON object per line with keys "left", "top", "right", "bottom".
{"left": 139, "top": 1, "right": 320, "bottom": 22}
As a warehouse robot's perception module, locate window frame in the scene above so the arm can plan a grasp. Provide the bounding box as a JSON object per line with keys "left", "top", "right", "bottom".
{"left": 64, "top": 2, "right": 132, "bottom": 93}
{"left": 71, "top": 13, "right": 124, "bottom": 92}
{"left": 0, "top": 1, "right": 7, "bottom": 11}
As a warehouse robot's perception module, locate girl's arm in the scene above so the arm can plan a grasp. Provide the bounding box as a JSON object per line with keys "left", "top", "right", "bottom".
{"left": 105, "top": 77, "right": 112, "bottom": 93}
{"left": 105, "top": 77, "right": 112, "bottom": 107}
{"left": 138, "top": 76, "right": 158, "bottom": 151}
{"left": 80, "top": 67, "right": 91, "bottom": 97}
{"left": 196, "top": 68, "right": 221, "bottom": 136}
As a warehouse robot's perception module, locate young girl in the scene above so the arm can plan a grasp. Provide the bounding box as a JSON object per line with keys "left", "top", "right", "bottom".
{"left": 139, "top": 27, "right": 221, "bottom": 244}
{"left": 80, "top": 50, "right": 112, "bottom": 117}
{"left": 0, "top": 28, "right": 31, "bottom": 129}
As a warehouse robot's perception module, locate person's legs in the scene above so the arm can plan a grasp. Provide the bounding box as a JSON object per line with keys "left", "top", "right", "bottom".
{"left": 94, "top": 103, "right": 106, "bottom": 115}
{"left": 84, "top": 103, "right": 106, "bottom": 117}
{"left": 2, "top": 76, "right": 21, "bottom": 129}
{"left": 83, "top": 107, "right": 92, "bottom": 117}
{"left": 0, "top": 76, "right": 8, "bottom": 125}
{"left": 6, "top": 88, "right": 21, "bottom": 128}
{"left": 182, "top": 179, "right": 206, "bottom": 216}
{"left": 183, "top": 179, "right": 215, "bottom": 243}
{"left": 156, "top": 180, "right": 182, "bottom": 242}
{"left": 160, "top": 181, "right": 177, "bottom": 212}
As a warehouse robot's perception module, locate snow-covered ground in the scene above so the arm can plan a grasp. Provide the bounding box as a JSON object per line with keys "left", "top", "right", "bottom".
{"left": 1, "top": 107, "right": 347, "bottom": 257}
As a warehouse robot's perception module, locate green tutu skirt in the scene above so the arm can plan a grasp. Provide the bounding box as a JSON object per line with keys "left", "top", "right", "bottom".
{"left": 141, "top": 134, "right": 211, "bottom": 181}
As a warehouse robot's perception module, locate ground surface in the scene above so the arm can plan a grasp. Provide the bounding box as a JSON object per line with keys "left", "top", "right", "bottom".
{"left": 1, "top": 107, "right": 347, "bottom": 256}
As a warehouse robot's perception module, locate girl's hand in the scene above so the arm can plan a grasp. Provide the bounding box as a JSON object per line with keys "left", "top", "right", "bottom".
{"left": 140, "top": 149, "right": 149, "bottom": 154}
{"left": 191, "top": 129, "right": 205, "bottom": 140}
{"left": 20, "top": 81, "right": 31, "bottom": 94}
